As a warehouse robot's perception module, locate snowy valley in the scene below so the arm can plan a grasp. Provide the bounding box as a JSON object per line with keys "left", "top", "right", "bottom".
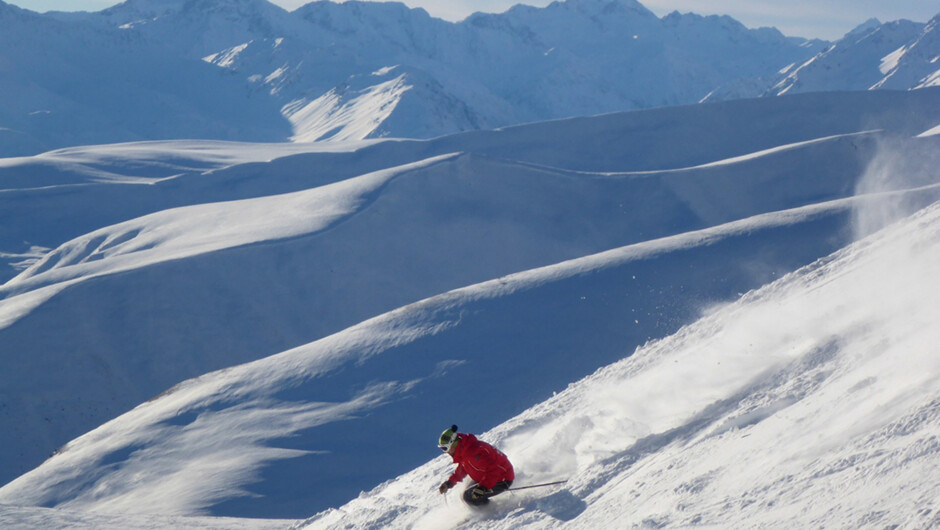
{"left": 1, "top": 0, "right": 940, "bottom": 529}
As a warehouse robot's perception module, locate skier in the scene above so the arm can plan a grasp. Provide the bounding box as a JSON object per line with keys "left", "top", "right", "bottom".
{"left": 437, "top": 424, "right": 515, "bottom": 506}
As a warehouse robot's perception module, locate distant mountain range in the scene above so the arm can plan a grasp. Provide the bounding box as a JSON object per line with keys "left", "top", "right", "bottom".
{"left": 1, "top": 0, "right": 937, "bottom": 156}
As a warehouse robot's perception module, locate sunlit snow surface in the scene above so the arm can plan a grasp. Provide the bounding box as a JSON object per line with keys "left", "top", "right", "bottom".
{"left": 300, "top": 197, "right": 940, "bottom": 530}
{"left": 0, "top": 90, "right": 939, "bottom": 528}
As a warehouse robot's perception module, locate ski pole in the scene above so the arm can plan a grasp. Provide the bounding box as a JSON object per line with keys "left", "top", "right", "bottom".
{"left": 509, "top": 479, "right": 568, "bottom": 491}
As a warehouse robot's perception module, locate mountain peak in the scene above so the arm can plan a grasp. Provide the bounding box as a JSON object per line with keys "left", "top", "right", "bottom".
{"left": 102, "top": 0, "right": 287, "bottom": 20}
{"left": 843, "top": 17, "right": 882, "bottom": 40}
{"left": 556, "top": 0, "right": 656, "bottom": 18}
{"left": 179, "top": 0, "right": 289, "bottom": 15}
{"left": 295, "top": 0, "right": 431, "bottom": 25}
{"left": 0, "top": 0, "right": 24, "bottom": 16}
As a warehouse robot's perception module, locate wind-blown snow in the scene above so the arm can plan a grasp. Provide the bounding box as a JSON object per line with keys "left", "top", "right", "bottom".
{"left": 0, "top": 89, "right": 938, "bottom": 527}
{"left": 298, "top": 196, "right": 940, "bottom": 530}
{"left": 0, "top": 188, "right": 917, "bottom": 518}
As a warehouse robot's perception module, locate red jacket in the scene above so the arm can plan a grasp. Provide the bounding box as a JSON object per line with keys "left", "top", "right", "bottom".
{"left": 446, "top": 433, "right": 514, "bottom": 489}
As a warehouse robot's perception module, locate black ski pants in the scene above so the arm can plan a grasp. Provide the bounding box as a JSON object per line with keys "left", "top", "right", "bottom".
{"left": 463, "top": 480, "right": 512, "bottom": 506}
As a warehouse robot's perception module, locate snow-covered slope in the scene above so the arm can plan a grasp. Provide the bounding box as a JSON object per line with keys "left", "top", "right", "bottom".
{"left": 0, "top": 90, "right": 938, "bottom": 522}
{"left": 1, "top": 90, "right": 938, "bottom": 495}
{"left": 4, "top": 184, "right": 936, "bottom": 521}
{"left": 771, "top": 15, "right": 940, "bottom": 95}
{"left": 297, "top": 185, "right": 940, "bottom": 530}
{"left": 876, "top": 14, "right": 940, "bottom": 90}
{"left": 279, "top": 66, "right": 486, "bottom": 142}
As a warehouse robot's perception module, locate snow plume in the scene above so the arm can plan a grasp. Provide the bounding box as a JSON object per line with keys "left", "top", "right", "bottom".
{"left": 851, "top": 133, "right": 940, "bottom": 239}
{"left": 299, "top": 202, "right": 940, "bottom": 529}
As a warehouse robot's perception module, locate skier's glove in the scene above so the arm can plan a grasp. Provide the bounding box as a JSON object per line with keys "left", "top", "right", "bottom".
{"left": 439, "top": 481, "right": 453, "bottom": 494}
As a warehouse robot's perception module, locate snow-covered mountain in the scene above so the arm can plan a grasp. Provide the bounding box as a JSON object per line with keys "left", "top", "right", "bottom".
{"left": 5, "top": 0, "right": 937, "bottom": 157}
{"left": 0, "top": 89, "right": 938, "bottom": 524}
{"left": 1, "top": 0, "right": 835, "bottom": 156}
{"left": 770, "top": 14, "right": 940, "bottom": 95}
{"left": 0, "top": 0, "right": 292, "bottom": 157}
{"left": 2, "top": 2, "right": 940, "bottom": 527}
{"left": 279, "top": 65, "right": 488, "bottom": 142}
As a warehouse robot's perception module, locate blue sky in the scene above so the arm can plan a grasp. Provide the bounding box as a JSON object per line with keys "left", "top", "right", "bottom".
{"left": 6, "top": 0, "right": 939, "bottom": 40}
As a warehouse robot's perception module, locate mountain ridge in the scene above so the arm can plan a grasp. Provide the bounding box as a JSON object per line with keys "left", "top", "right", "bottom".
{"left": 0, "top": 0, "right": 842, "bottom": 156}
{"left": 6, "top": 0, "right": 935, "bottom": 157}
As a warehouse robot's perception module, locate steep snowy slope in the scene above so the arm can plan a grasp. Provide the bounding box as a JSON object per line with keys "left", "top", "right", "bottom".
{"left": 0, "top": 189, "right": 920, "bottom": 520}
{"left": 3, "top": 175, "right": 939, "bottom": 525}
{"left": 1, "top": 90, "right": 939, "bottom": 493}
{"left": 876, "top": 14, "right": 940, "bottom": 90}
{"left": 297, "top": 196, "right": 940, "bottom": 530}
{"left": 280, "top": 66, "right": 486, "bottom": 142}
{"left": 0, "top": 91, "right": 938, "bottom": 520}
{"left": 772, "top": 14, "right": 940, "bottom": 95}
